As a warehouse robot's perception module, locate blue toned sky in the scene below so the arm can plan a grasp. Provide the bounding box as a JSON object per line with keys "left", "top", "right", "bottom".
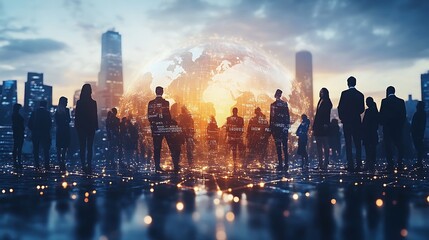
{"left": 1, "top": 0, "right": 429, "bottom": 107}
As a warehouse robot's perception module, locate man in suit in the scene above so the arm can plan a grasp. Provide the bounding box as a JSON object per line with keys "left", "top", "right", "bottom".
{"left": 380, "top": 86, "right": 406, "bottom": 171}
{"left": 338, "top": 76, "right": 365, "bottom": 172}
{"left": 28, "top": 100, "right": 52, "bottom": 170}
{"left": 226, "top": 107, "right": 244, "bottom": 170}
{"left": 147, "top": 86, "right": 172, "bottom": 171}
{"left": 270, "top": 89, "right": 290, "bottom": 171}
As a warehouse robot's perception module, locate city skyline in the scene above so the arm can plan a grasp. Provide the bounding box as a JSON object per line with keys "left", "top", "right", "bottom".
{"left": 1, "top": 1, "right": 429, "bottom": 109}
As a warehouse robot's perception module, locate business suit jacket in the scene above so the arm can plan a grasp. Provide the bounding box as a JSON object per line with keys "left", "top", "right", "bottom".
{"left": 313, "top": 98, "right": 333, "bottom": 136}
{"left": 338, "top": 88, "right": 365, "bottom": 125}
{"left": 379, "top": 95, "right": 406, "bottom": 130}
{"left": 75, "top": 99, "right": 98, "bottom": 134}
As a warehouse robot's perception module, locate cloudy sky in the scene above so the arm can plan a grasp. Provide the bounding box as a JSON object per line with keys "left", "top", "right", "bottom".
{"left": 1, "top": 0, "right": 429, "bottom": 107}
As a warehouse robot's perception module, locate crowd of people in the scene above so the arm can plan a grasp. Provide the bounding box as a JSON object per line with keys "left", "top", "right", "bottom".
{"left": 9, "top": 77, "right": 427, "bottom": 174}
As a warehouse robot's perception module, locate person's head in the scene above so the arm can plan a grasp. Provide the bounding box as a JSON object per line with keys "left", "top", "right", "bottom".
{"left": 58, "top": 96, "right": 68, "bottom": 107}
{"left": 274, "top": 89, "right": 282, "bottom": 99}
{"left": 347, "top": 76, "right": 356, "bottom": 87}
{"left": 209, "top": 115, "right": 216, "bottom": 123}
{"left": 111, "top": 107, "right": 117, "bottom": 116}
{"left": 13, "top": 103, "right": 22, "bottom": 114}
{"left": 386, "top": 86, "right": 395, "bottom": 97}
{"left": 254, "top": 107, "right": 261, "bottom": 115}
{"left": 80, "top": 83, "right": 92, "bottom": 100}
{"left": 417, "top": 101, "right": 425, "bottom": 112}
{"left": 301, "top": 114, "right": 308, "bottom": 121}
{"left": 366, "top": 97, "right": 375, "bottom": 108}
{"left": 39, "top": 100, "right": 47, "bottom": 108}
{"left": 232, "top": 107, "right": 238, "bottom": 116}
{"left": 155, "top": 86, "right": 163, "bottom": 96}
{"left": 319, "top": 88, "right": 330, "bottom": 99}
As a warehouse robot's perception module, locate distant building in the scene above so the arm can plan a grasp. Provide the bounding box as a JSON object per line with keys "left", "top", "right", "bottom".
{"left": 24, "top": 72, "right": 52, "bottom": 117}
{"left": 295, "top": 51, "right": 314, "bottom": 119}
{"left": 405, "top": 94, "right": 418, "bottom": 123}
{"left": 421, "top": 71, "right": 429, "bottom": 112}
{"left": 0, "top": 80, "right": 17, "bottom": 124}
{"left": 97, "top": 29, "right": 123, "bottom": 117}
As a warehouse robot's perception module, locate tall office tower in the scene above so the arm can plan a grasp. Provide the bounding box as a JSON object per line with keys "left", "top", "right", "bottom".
{"left": 421, "top": 71, "right": 429, "bottom": 112}
{"left": 0, "top": 80, "right": 17, "bottom": 124}
{"left": 24, "top": 72, "right": 52, "bottom": 115}
{"left": 98, "top": 29, "right": 123, "bottom": 117}
{"left": 295, "top": 51, "right": 314, "bottom": 119}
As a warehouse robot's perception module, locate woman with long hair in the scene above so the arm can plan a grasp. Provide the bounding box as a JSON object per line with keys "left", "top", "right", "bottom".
{"left": 55, "top": 97, "right": 71, "bottom": 171}
{"left": 75, "top": 84, "right": 98, "bottom": 174}
{"left": 12, "top": 103, "right": 24, "bottom": 169}
{"left": 313, "top": 88, "right": 333, "bottom": 170}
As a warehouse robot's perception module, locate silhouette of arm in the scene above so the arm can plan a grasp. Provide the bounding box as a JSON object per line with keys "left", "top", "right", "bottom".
{"left": 94, "top": 101, "right": 99, "bottom": 130}
{"left": 338, "top": 92, "right": 344, "bottom": 122}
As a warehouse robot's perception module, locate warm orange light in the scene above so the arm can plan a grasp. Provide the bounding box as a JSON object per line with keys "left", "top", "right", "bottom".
{"left": 176, "top": 202, "right": 184, "bottom": 211}
{"left": 225, "top": 212, "right": 235, "bottom": 222}
{"left": 144, "top": 215, "right": 152, "bottom": 225}
{"left": 331, "top": 199, "right": 337, "bottom": 205}
{"left": 376, "top": 199, "right": 383, "bottom": 207}
{"left": 62, "top": 182, "right": 68, "bottom": 189}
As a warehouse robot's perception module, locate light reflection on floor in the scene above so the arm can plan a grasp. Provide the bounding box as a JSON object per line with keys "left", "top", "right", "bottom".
{"left": 0, "top": 158, "right": 428, "bottom": 240}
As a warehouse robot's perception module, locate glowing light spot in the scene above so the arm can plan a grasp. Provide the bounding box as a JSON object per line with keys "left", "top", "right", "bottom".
{"left": 216, "top": 230, "right": 227, "bottom": 240}
{"left": 194, "top": 187, "right": 199, "bottom": 192}
{"left": 339, "top": 179, "right": 343, "bottom": 183}
{"left": 85, "top": 192, "right": 90, "bottom": 197}
{"left": 292, "top": 193, "right": 299, "bottom": 200}
{"left": 92, "top": 190, "right": 97, "bottom": 194}
{"left": 36, "top": 185, "right": 40, "bottom": 190}
{"left": 144, "top": 215, "right": 152, "bottom": 225}
{"left": 216, "top": 208, "right": 224, "bottom": 218}
{"left": 376, "top": 199, "right": 383, "bottom": 207}
{"left": 84, "top": 198, "right": 89, "bottom": 203}
{"left": 71, "top": 194, "right": 77, "bottom": 200}
{"left": 9, "top": 189, "right": 13, "bottom": 193}
{"left": 1, "top": 189, "right": 5, "bottom": 194}
{"left": 62, "top": 182, "right": 68, "bottom": 189}
{"left": 177, "top": 184, "right": 182, "bottom": 188}
{"left": 305, "top": 192, "right": 310, "bottom": 197}
{"left": 40, "top": 191, "right": 44, "bottom": 196}
{"left": 41, "top": 186, "right": 45, "bottom": 190}
{"left": 259, "top": 182, "right": 265, "bottom": 187}
{"left": 354, "top": 182, "right": 358, "bottom": 186}
{"left": 247, "top": 184, "right": 254, "bottom": 188}
{"left": 331, "top": 199, "right": 337, "bottom": 205}
{"left": 400, "top": 229, "right": 408, "bottom": 237}
{"left": 233, "top": 196, "right": 240, "bottom": 203}
{"left": 176, "top": 202, "right": 184, "bottom": 211}
{"left": 150, "top": 188, "right": 154, "bottom": 193}
{"left": 228, "top": 188, "right": 232, "bottom": 192}
{"left": 225, "top": 212, "right": 235, "bottom": 222}
{"left": 426, "top": 196, "right": 429, "bottom": 203}
{"left": 217, "top": 190, "right": 223, "bottom": 196}
{"left": 73, "top": 182, "right": 77, "bottom": 186}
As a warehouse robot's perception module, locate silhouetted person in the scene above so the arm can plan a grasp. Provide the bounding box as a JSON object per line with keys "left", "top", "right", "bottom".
{"left": 124, "top": 117, "right": 139, "bottom": 170}
{"left": 226, "top": 107, "right": 244, "bottom": 170}
{"left": 28, "top": 100, "right": 52, "bottom": 170}
{"left": 362, "top": 97, "right": 379, "bottom": 171}
{"left": 313, "top": 88, "right": 333, "bottom": 170}
{"left": 165, "top": 119, "right": 184, "bottom": 173}
{"left": 380, "top": 86, "right": 406, "bottom": 171}
{"left": 75, "top": 84, "right": 98, "bottom": 174}
{"left": 270, "top": 89, "right": 290, "bottom": 171}
{"left": 411, "top": 101, "right": 426, "bottom": 168}
{"left": 296, "top": 114, "right": 310, "bottom": 170}
{"left": 329, "top": 119, "right": 341, "bottom": 163}
{"left": 207, "top": 115, "right": 219, "bottom": 165}
{"left": 147, "top": 86, "right": 172, "bottom": 171}
{"left": 119, "top": 116, "right": 127, "bottom": 166}
{"left": 55, "top": 97, "right": 71, "bottom": 171}
{"left": 177, "top": 106, "right": 195, "bottom": 166}
{"left": 338, "top": 76, "right": 364, "bottom": 172}
{"left": 12, "top": 103, "right": 24, "bottom": 169}
{"left": 106, "top": 108, "right": 120, "bottom": 168}
{"left": 245, "top": 107, "right": 270, "bottom": 168}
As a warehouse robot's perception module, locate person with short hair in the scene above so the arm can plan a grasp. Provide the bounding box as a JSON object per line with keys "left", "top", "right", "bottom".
{"left": 29, "top": 100, "right": 52, "bottom": 170}
{"left": 55, "top": 96, "right": 71, "bottom": 171}
{"left": 270, "top": 89, "right": 290, "bottom": 171}
{"left": 226, "top": 107, "right": 244, "bottom": 170}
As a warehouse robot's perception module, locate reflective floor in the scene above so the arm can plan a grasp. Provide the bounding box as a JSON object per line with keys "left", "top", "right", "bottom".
{"left": 0, "top": 158, "right": 428, "bottom": 240}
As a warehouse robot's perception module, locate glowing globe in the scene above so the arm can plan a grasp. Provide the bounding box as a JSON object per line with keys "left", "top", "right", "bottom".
{"left": 122, "top": 39, "right": 299, "bottom": 126}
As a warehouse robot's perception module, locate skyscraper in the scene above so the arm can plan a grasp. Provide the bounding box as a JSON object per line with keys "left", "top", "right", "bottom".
{"left": 98, "top": 29, "right": 123, "bottom": 116}
{"left": 295, "top": 51, "right": 314, "bottom": 118}
{"left": 0, "top": 80, "right": 17, "bottom": 124}
{"left": 421, "top": 71, "right": 429, "bottom": 112}
{"left": 24, "top": 72, "right": 52, "bottom": 116}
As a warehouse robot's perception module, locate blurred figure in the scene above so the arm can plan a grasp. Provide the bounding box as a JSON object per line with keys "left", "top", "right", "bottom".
{"left": 29, "top": 100, "right": 52, "bottom": 170}
{"left": 119, "top": 117, "right": 127, "bottom": 168}
{"left": 338, "top": 76, "right": 365, "bottom": 172}
{"left": 177, "top": 106, "right": 195, "bottom": 166}
{"left": 166, "top": 119, "right": 184, "bottom": 173}
{"left": 226, "top": 107, "right": 244, "bottom": 170}
{"left": 296, "top": 114, "right": 310, "bottom": 170}
{"left": 328, "top": 119, "right": 341, "bottom": 163}
{"left": 270, "top": 89, "right": 290, "bottom": 171}
{"left": 106, "top": 108, "right": 120, "bottom": 168}
{"left": 55, "top": 97, "right": 71, "bottom": 171}
{"left": 411, "top": 101, "right": 426, "bottom": 168}
{"left": 207, "top": 116, "right": 219, "bottom": 165}
{"left": 313, "top": 88, "right": 333, "bottom": 170}
{"left": 75, "top": 84, "right": 98, "bottom": 174}
{"left": 12, "top": 103, "right": 24, "bottom": 169}
{"left": 147, "top": 86, "right": 172, "bottom": 171}
{"left": 362, "top": 97, "right": 379, "bottom": 171}
{"left": 245, "top": 107, "right": 270, "bottom": 168}
{"left": 124, "top": 117, "right": 139, "bottom": 170}
{"left": 380, "top": 86, "right": 406, "bottom": 171}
